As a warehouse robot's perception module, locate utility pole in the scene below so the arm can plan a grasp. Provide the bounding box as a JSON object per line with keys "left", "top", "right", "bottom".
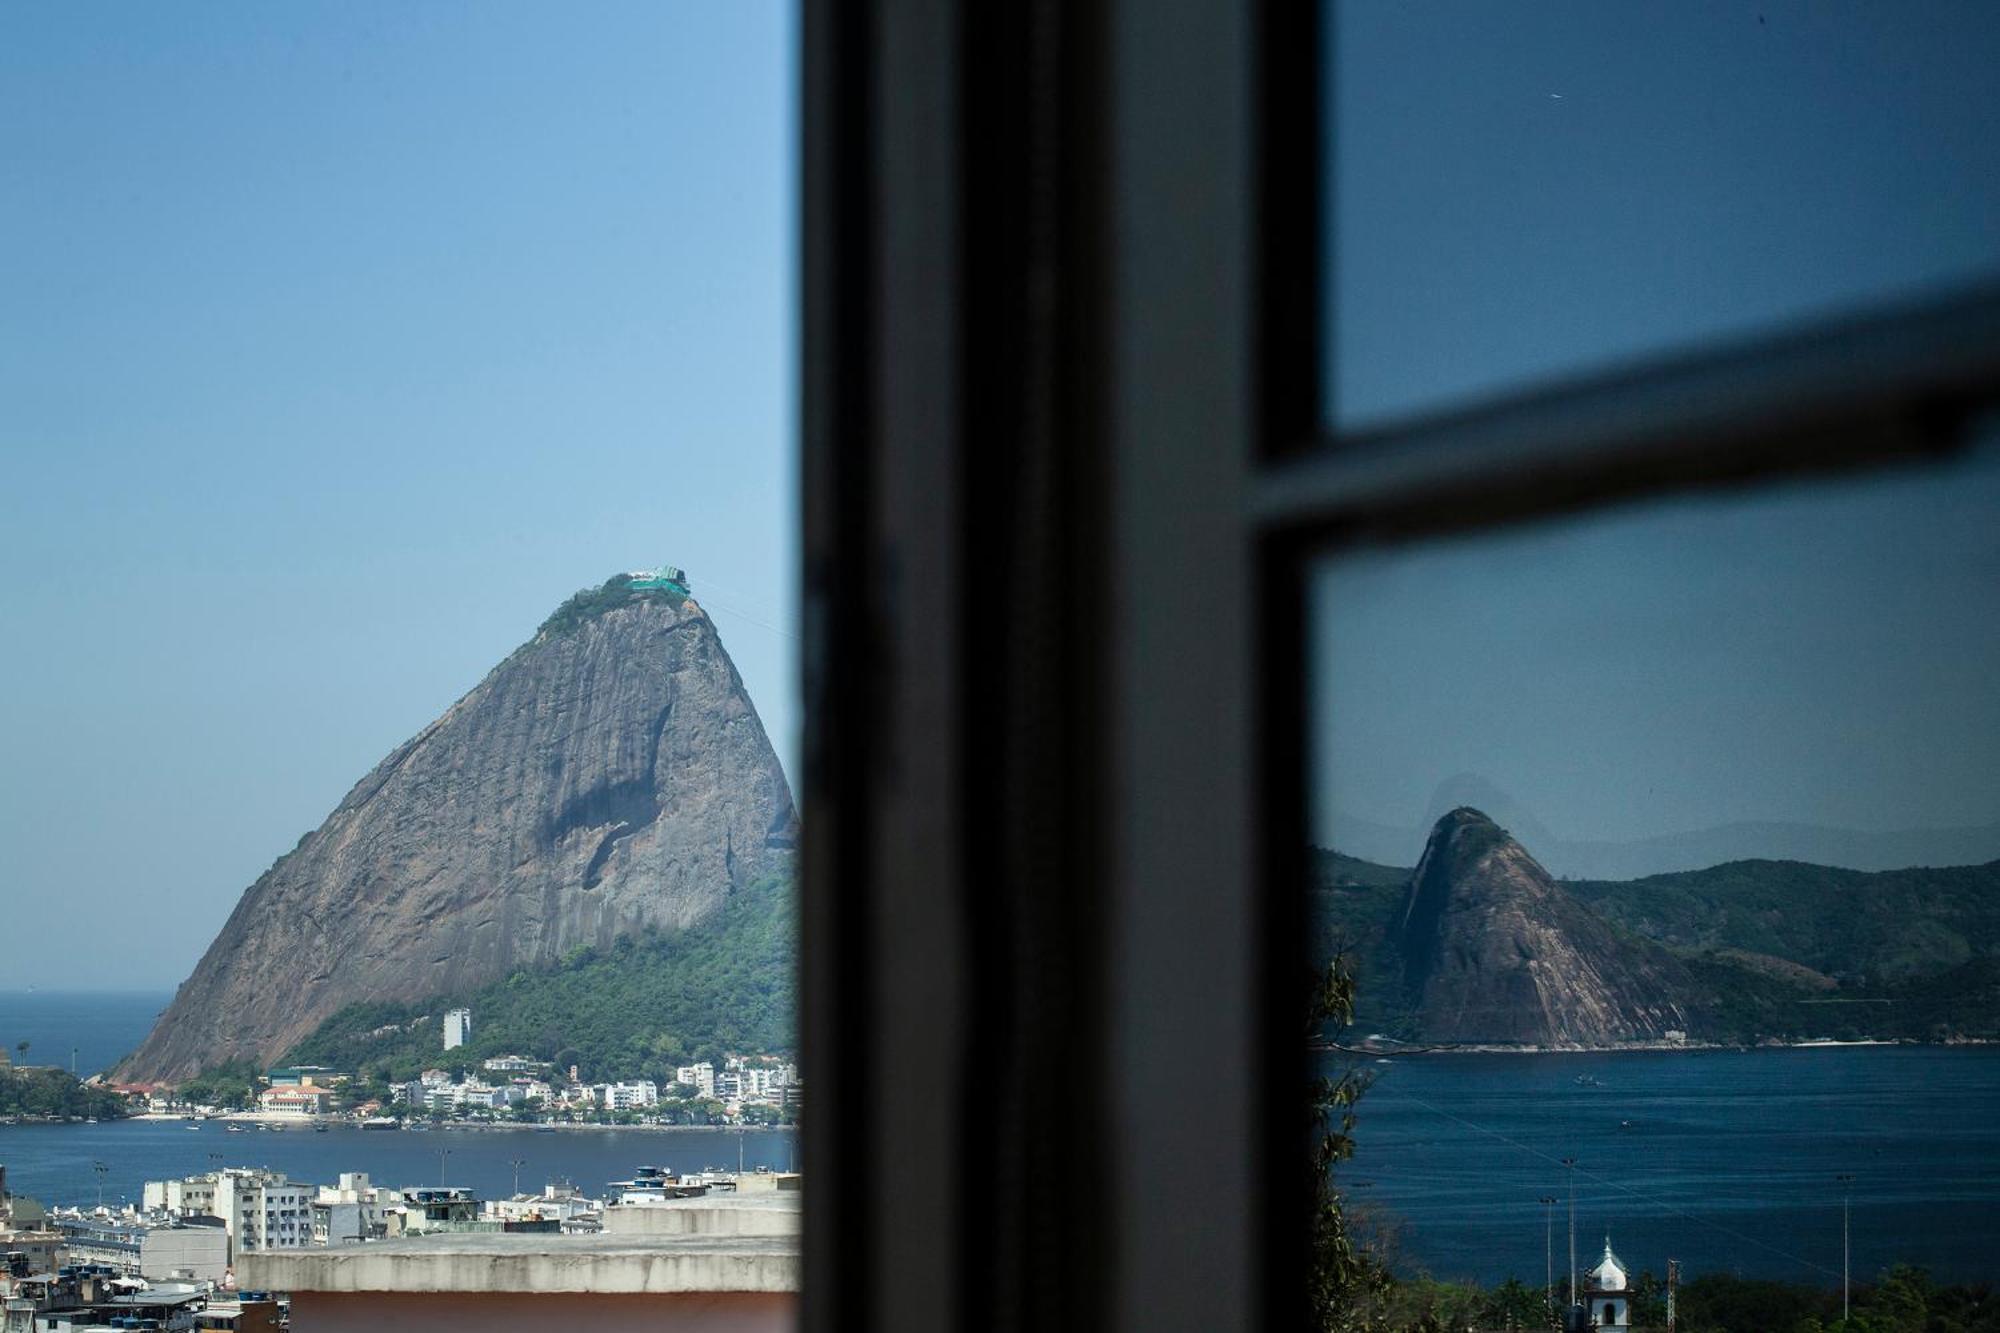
{"left": 509, "top": 1158, "right": 527, "bottom": 1198}
{"left": 1837, "top": 1173, "right": 1854, "bottom": 1324}
{"left": 438, "top": 1147, "right": 451, "bottom": 1188}
{"left": 1563, "top": 1158, "right": 1578, "bottom": 1309}
{"left": 92, "top": 1161, "right": 108, "bottom": 1210}
{"left": 1539, "top": 1196, "right": 1557, "bottom": 1311}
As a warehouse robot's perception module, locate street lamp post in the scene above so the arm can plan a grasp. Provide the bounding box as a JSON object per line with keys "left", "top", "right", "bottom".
{"left": 509, "top": 1158, "right": 527, "bottom": 1198}
{"left": 1563, "top": 1158, "right": 1579, "bottom": 1310}
{"left": 1539, "top": 1196, "right": 1558, "bottom": 1311}
{"left": 438, "top": 1147, "right": 451, "bottom": 1188}
{"left": 1837, "top": 1173, "right": 1855, "bottom": 1324}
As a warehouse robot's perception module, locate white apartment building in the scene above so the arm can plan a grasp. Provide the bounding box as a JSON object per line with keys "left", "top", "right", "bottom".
{"left": 140, "top": 1223, "right": 230, "bottom": 1282}
{"left": 311, "top": 1173, "right": 396, "bottom": 1245}
{"left": 674, "top": 1062, "right": 715, "bottom": 1097}
{"left": 143, "top": 1174, "right": 218, "bottom": 1217}
{"left": 442, "top": 1008, "right": 472, "bottom": 1050}
{"left": 597, "top": 1080, "right": 659, "bottom": 1111}
{"left": 208, "top": 1170, "right": 312, "bottom": 1257}
{"left": 482, "top": 1054, "right": 541, "bottom": 1073}
{"left": 462, "top": 1082, "right": 524, "bottom": 1109}
{"left": 416, "top": 1079, "right": 522, "bottom": 1112}
{"left": 486, "top": 1182, "right": 602, "bottom": 1228}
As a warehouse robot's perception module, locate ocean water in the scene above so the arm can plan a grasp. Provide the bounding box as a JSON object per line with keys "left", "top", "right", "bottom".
{"left": 0, "top": 991, "right": 171, "bottom": 1078}
{"left": 0, "top": 1119, "right": 797, "bottom": 1214}
{"left": 0, "top": 991, "right": 795, "bottom": 1209}
{"left": 3, "top": 994, "right": 1993, "bottom": 1290}
{"left": 1335, "top": 1045, "right": 2000, "bottom": 1288}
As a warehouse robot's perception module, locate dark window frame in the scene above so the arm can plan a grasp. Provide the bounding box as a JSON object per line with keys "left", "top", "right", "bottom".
{"left": 802, "top": 1, "right": 2000, "bottom": 1329}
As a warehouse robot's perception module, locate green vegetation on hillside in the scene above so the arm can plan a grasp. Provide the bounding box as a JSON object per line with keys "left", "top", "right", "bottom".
{"left": 282, "top": 873, "right": 793, "bottom": 1085}
{"left": 1309, "top": 847, "right": 2000, "bottom": 1044}
{"left": 0, "top": 1067, "right": 131, "bottom": 1120}
{"left": 1568, "top": 859, "right": 2000, "bottom": 983}
{"left": 533, "top": 575, "right": 687, "bottom": 642}
{"left": 175, "top": 1058, "right": 262, "bottom": 1110}
{"left": 1306, "top": 849, "right": 1420, "bottom": 1034}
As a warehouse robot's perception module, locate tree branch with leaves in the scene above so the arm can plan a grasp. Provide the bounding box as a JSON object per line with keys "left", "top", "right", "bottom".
{"left": 1308, "top": 951, "right": 1397, "bottom": 1331}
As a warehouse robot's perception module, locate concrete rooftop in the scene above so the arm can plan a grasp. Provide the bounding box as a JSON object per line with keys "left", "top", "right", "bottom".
{"left": 240, "top": 1230, "right": 799, "bottom": 1294}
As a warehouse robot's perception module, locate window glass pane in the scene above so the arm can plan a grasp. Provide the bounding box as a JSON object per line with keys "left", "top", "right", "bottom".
{"left": 1305, "top": 440, "right": 2000, "bottom": 1318}
{"left": 1325, "top": 2, "right": 2000, "bottom": 430}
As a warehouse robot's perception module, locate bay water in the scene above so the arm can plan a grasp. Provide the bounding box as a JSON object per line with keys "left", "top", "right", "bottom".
{"left": 1338, "top": 1045, "right": 2000, "bottom": 1288}
{"left": 4, "top": 993, "right": 1994, "bottom": 1289}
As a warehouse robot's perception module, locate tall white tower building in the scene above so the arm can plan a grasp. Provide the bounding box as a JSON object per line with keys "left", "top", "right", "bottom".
{"left": 443, "top": 1008, "right": 472, "bottom": 1051}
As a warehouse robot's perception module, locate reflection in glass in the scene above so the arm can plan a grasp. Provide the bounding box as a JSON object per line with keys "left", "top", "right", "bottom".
{"left": 1325, "top": 2, "right": 2000, "bottom": 429}
{"left": 1304, "top": 445, "right": 2000, "bottom": 1299}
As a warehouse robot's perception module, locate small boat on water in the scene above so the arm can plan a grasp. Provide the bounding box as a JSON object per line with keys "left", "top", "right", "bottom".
{"left": 226, "top": 1125, "right": 247, "bottom": 1134}
{"left": 1574, "top": 1074, "right": 1602, "bottom": 1087}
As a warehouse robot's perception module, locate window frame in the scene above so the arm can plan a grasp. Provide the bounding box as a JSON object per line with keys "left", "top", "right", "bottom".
{"left": 801, "top": 1, "right": 2000, "bottom": 1329}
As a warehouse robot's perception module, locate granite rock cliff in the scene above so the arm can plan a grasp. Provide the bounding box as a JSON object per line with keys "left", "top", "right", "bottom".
{"left": 1398, "top": 808, "right": 1692, "bottom": 1045}
{"left": 118, "top": 581, "right": 797, "bottom": 1084}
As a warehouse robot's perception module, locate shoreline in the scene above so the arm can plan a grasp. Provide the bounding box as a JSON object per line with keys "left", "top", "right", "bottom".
{"left": 120, "top": 1113, "right": 794, "bottom": 1132}
{"left": 1343, "top": 1036, "right": 1997, "bottom": 1057}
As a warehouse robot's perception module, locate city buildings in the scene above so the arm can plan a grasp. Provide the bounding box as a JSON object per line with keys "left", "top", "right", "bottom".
{"left": 144, "top": 1168, "right": 312, "bottom": 1260}
{"left": 254, "top": 1085, "right": 331, "bottom": 1116}
{"left": 442, "top": 1008, "right": 473, "bottom": 1051}
{"left": 240, "top": 1195, "right": 800, "bottom": 1333}
{"left": 597, "top": 1081, "right": 659, "bottom": 1111}
{"left": 309, "top": 1173, "right": 399, "bottom": 1247}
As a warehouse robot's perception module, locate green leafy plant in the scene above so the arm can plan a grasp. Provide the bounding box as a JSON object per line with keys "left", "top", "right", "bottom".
{"left": 1308, "top": 952, "right": 1396, "bottom": 1331}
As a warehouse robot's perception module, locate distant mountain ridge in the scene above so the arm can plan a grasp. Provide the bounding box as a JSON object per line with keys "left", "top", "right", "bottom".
{"left": 1330, "top": 774, "right": 2000, "bottom": 880}
{"left": 1312, "top": 808, "right": 2000, "bottom": 1047}
{"left": 118, "top": 575, "right": 797, "bottom": 1084}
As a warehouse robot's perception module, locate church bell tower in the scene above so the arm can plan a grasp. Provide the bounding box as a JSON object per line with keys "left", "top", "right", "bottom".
{"left": 1582, "top": 1236, "right": 1630, "bottom": 1330}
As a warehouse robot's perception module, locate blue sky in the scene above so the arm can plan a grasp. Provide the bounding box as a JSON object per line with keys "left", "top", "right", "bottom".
{"left": 1314, "top": 440, "right": 2000, "bottom": 849}
{"left": 0, "top": 3, "right": 796, "bottom": 989}
{"left": 1331, "top": 0, "right": 2000, "bottom": 427}
{"left": 1314, "top": 2, "right": 2000, "bottom": 851}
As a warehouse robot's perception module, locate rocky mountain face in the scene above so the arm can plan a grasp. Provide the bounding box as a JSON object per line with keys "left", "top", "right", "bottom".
{"left": 118, "top": 580, "right": 797, "bottom": 1084}
{"left": 1397, "top": 808, "right": 1693, "bottom": 1045}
